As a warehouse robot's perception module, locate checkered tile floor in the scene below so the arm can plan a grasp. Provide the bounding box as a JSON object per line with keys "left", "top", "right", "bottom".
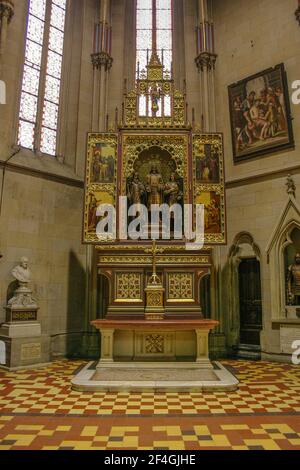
{"left": 0, "top": 360, "right": 300, "bottom": 450}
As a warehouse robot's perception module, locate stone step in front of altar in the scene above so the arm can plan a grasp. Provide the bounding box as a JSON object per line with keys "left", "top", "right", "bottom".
{"left": 71, "top": 361, "right": 239, "bottom": 392}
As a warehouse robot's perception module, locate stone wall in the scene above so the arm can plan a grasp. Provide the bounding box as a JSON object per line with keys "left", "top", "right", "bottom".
{"left": 212, "top": 0, "right": 300, "bottom": 359}
{"left": 0, "top": 0, "right": 98, "bottom": 360}
{"left": 1, "top": 0, "right": 299, "bottom": 363}
{"left": 0, "top": 171, "right": 86, "bottom": 358}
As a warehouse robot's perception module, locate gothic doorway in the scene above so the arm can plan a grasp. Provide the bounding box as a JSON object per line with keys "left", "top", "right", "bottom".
{"left": 238, "top": 258, "right": 262, "bottom": 347}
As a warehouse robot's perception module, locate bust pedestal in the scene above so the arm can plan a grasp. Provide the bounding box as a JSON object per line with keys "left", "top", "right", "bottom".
{"left": 0, "top": 285, "right": 49, "bottom": 370}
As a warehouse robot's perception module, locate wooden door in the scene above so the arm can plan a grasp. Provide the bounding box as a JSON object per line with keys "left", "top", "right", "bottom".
{"left": 238, "top": 259, "right": 262, "bottom": 346}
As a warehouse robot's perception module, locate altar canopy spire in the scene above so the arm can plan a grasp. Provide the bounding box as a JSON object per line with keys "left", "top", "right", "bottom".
{"left": 152, "top": 0, "right": 157, "bottom": 54}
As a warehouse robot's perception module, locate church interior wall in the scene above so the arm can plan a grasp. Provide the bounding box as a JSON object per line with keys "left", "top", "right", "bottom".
{"left": 107, "top": 0, "right": 126, "bottom": 126}
{"left": 212, "top": 0, "right": 300, "bottom": 359}
{"left": 182, "top": 0, "right": 201, "bottom": 125}
{"left": 0, "top": 0, "right": 99, "bottom": 359}
{"left": 0, "top": 0, "right": 300, "bottom": 364}
{"left": 214, "top": 0, "right": 300, "bottom": 181}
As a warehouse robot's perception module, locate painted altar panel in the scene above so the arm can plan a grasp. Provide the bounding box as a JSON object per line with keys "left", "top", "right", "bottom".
{"left": 83, "top": 133, "right": 118, "bottom": 243}
{"left": 83, "top": 132, "right": 226, "bottom": 246}
{"left": 193, "top": 133, "right": 226, "bottom": 244}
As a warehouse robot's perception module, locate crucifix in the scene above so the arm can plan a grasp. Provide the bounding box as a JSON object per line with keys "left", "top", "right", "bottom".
{"left": 145, "top": 240, "right": 164, "bottom": 285}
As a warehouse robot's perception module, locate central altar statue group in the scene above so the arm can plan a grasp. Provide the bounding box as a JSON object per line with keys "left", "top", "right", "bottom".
{"left": 127, "top": 164, "right": 183, "bottom": 212}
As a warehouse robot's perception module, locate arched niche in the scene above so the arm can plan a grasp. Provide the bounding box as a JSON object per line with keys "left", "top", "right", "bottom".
{"left": 270, "top": 221, "right": 300, "bottom": 318}
{"left": 266, "top": 193, "right": 300, "bottom": 319}
{"left": 227, "top": 232, "right": 262, "bottom": 350}
{"left": 284, "top": 227, "right": 300, "bottom": 306}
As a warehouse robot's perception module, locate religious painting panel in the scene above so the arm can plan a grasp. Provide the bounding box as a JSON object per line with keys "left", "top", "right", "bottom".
{"left": 83, "top": 133, "right": 118, "bottom": 243}
{"left": 193, "top": 134, "right": 226, "bottom": 244}
{"left": 228, "top": 63, "right": 294, "bottom": 162}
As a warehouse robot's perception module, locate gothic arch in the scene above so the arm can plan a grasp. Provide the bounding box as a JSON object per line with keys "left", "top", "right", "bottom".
{"left": 229, "top": 232, "right": 261, "bottom": 261}
{"left": 226, "top": 232, "right": 262, "bottom": 348}
{"left": 266, "top": 193, "right": 300, "bottom": 319}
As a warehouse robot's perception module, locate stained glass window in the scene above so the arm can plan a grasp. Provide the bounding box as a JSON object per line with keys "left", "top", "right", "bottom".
{"left": 136, "top": 0, "right": 173, "bottom": 77}
{"left": 156, "top": 0, "right": 172, "bottom": 73}
{"left": 18, "top": 0, "right": 67, "bottom": 156}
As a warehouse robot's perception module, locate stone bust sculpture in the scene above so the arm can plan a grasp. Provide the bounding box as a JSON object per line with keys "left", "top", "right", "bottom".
{"left": 8, "top": 257, "right": 37, "bottom": 308}
{"left": 11, "top": 257, "right": 32, "bottom": 285}
{"left": 287, "top": 253, "right": 300, "bottom": 305}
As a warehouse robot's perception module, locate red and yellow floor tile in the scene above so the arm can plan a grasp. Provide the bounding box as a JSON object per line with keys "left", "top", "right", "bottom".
{"left": 0, "top": 360, "right": 300, "bottom": 450}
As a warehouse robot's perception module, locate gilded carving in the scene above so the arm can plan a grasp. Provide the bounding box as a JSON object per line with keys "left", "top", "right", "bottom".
{"left": 168, "top": 273, "right": 194, "bottom": 300}
{"left": 98, "top": 255, "right": 210, "bottom": 266}
{"left": 121, "top": 134, "right": 189, "bottom": 206}
{"left": 147, "top": 291, "right": 163, "bottom": 307}
{"left": 96, "top": 245, "right": 211, "bottom": 252}
{"left": 123, "top": 51, "right": 187, "bottom": 129}
{"left": 145, "top": 334, "right": 164, "bottom": 354}
{"left": 116, "top": 273, "right": 142, "bottom": 300}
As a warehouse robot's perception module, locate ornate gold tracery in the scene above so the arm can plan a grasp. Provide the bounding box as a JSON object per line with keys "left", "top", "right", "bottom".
{"left": 83, "top": 39, "right": 226, "bottom": 246}
{"left": 121, "top": 52, "right": 188, "bottom": 130}
{"left": 121, "top": 133, "right": 189, "bottom": 204}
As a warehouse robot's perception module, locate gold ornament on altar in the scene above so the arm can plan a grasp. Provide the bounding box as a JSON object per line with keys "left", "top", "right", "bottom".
{"left": 145, "top": 240, "right": 164, "bottom": 286}
{"left": 121, "top": 46, "right": 188, "bottom": 130}
{"left": 144, "top": 241, "right": 165, "bottom": 320}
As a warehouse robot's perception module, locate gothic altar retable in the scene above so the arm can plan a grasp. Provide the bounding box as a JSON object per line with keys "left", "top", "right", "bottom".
{"left": 72, "top": 41, "right": 238, "bottom": 391}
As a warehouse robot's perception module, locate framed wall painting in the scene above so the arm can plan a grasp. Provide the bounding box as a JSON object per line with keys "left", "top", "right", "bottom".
{"left": 228, "top": 63, "right": 294, "bottom": 162}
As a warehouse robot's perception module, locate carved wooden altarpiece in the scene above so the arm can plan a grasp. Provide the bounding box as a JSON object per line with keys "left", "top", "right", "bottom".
{"left": 83, "top": 51, "right": 226, "bottom": 323}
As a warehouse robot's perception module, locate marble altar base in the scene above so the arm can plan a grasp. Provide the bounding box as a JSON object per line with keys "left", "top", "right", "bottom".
{"left": 71, "top": 319, "right": 239, "bottom": 391}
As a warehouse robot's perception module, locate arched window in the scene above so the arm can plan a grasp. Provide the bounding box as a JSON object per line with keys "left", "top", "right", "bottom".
{"left": 18, "top": 0, "right": 67, "bottom": 156}
{"left": 136, "top": 0, "right": 173, "bottom": 78}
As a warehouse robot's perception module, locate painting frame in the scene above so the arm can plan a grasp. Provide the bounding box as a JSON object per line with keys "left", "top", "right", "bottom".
{"left": 228, "top": 63, "right": 294, "bottom": 163}
{"left": 192, "top": 133, "right": 226, "bottom": 245}
{"left": 83, "top": 133, "right": 118, "bottom": 244}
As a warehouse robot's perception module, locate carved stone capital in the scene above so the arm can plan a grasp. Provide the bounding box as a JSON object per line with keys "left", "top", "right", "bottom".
{"left": 296, "top": 6, "right": 300, "bottom": 26}
{"left": 0, "top": 0, "right": 14, "bottom": 23}
{"left": 91, "top": 51, "right": 113, "bottom": 71}
{"left": 195, "top": 52, "right": 217, "bottom": 72}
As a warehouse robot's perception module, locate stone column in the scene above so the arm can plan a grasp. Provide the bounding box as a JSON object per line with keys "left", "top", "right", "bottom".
{"left": 99, "top": 329, "right": 115, "bottom": 363}
{"left": 194, "top": 1, "right": 226, "bottom": 356}
{"left": 91, "top": 0, "right": 113, "bottom": 132}
{"left": 195, "top": 329, "right": 213, "bottom": 368}
{"left": 296, "top": 1, "right": 300, "bottom": 26}
{"left": 194, "top": 0, "right": 217, "bottom": 132}
{"left": 0, "top": 0, "right": 14, "bottom": 75}
{"left": 83, "top": 1, "right": 113, "bottom": 357}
